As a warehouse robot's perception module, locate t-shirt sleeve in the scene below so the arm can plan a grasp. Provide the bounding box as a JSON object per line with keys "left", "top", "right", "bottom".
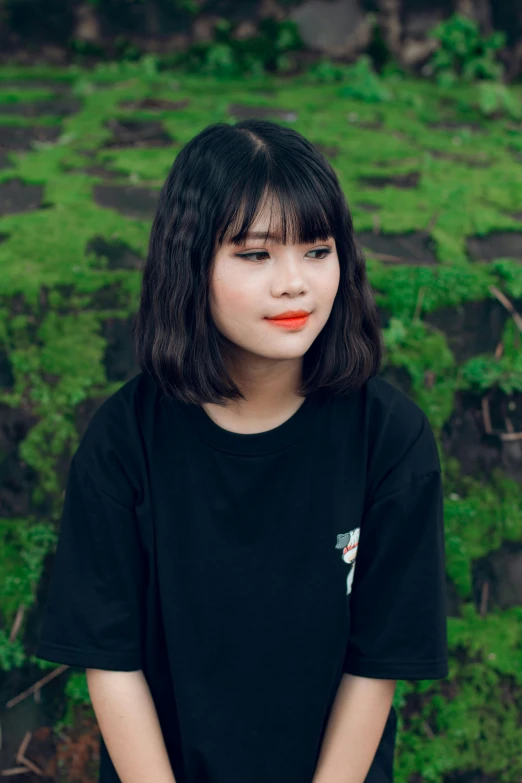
{"left": 35, "top": 409, "right": 146, "bottom": 672}
{"left": 343, "top": 410, "right": 449, "bottom": 681}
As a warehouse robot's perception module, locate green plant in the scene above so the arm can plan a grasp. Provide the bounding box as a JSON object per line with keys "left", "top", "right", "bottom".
{"left": 0, "top": 630, "right": 26, "bottom": 671}
{"left": 337, "top": 55, "right": 392, "bottom": 102}
{"left": 458, "top": 320, "right": 522, "bottom": 395}
{"left": 114, "top": 35, "right": 142, "bottom": 61}
{"left": 53, "top": 672, "right": 96, "bottom": 733}
{"left": 306, "top": 58, "right": 353, "bottom": 83}
{"left": 69, "top": 39, "right": 105, "bottom": 59}
{"left": 65, "top": 670, "right": 92, "bottom": 705}
{"left": 168, "top": 17, "right": 303, "bottom": 79}
{"left": 307, "top": 55, "right": 392, "bottom": 102}
{"left": 425, "top": 13, "right": 505, "bottom": 86}
{"left": 478, "top": 82, "right": 522, "bottom": 120}
{"left": 90, "top": 52, "right": 161, "bottom": 78}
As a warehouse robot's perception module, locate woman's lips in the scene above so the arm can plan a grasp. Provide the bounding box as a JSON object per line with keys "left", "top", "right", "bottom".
{"left": 265, "top": 314, "right": 310, "bottom": 330}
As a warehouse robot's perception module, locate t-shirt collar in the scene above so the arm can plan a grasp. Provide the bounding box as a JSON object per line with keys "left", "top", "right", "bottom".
{"left": 179, "top": 389, "right": 327, "bottom": 455}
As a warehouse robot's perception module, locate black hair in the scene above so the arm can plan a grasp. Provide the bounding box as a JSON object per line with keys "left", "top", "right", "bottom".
{"left": 132, "top": 119, "right": 384, "bottom": 405}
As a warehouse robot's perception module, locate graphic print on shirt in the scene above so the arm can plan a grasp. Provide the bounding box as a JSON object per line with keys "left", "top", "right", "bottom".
{"left": 335, "top": 527, "right": 360, "bottom": 595}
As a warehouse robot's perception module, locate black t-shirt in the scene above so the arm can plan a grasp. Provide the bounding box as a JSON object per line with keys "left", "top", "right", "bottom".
{"left": 36, "top": 371, "right": 448, "bottom": 783}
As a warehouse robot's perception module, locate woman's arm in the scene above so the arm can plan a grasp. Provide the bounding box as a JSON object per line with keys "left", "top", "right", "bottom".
{"left": 86, "top": 669, "right": 177, "bottom": 783}
{"left": 312, "top": 673, "right": 397, "bottom": 783}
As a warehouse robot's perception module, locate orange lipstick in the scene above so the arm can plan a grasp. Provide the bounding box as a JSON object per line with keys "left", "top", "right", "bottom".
{"left": 265, "top": 309, "right": 311, "bottom": 330}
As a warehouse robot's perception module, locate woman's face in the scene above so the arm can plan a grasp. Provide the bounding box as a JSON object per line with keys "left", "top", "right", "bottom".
{"left": 209, "top": 209, "right": 341, "bottom": 365}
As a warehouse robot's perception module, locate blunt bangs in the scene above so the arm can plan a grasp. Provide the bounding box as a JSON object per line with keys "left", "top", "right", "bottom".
{"left": 132, "top": 118, "right": 384, "bottom": 406}
{"left": 214, "top": 152, "right": 339, "bottom": 253}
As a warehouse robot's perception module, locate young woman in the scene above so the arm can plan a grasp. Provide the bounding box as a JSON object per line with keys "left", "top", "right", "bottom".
{"left": 36, "top": 118, "right": 448, "bottom": 783}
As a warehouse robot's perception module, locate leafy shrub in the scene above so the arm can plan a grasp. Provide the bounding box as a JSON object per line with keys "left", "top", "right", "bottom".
{"left": 168, "top": 17, "right": 304, "bottom": 78}
{"left": 477, "top": 82, "right": 522, "bottom": 120}
{"left": 306, "top": 58, "right": 353, "bottom": 83}
{"left": 338, "top": 55, "right": 392, "bottom": 102}
{"left": 307, "top": 55, "right": 392, "bottom": 103}
{"left": 425, "top": 13, "right": 506, "bottom": 86}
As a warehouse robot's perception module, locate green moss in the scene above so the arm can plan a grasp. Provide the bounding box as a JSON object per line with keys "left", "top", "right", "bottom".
{"left": 381, "top": 317, "right": 456, "bottom": 431}
{"left": 0, "top": 629, "right": 26, "bottom": 670}
{"left": 492, "top": 259, "right": 522, "bottom": 299}
{"left": 396, "top": 657, "right": 522, "bottom": 782}
{"left": 458, "top": 319, "right": 522, "bottom": 393}
{"left": 444, "top": 475, "right": 522, "bottom": 597}
{"left": 0, "top": 517, "right": 57, "bottom": 664}
{"left": 0, "top": 88, "right": 57, "bottom": 103}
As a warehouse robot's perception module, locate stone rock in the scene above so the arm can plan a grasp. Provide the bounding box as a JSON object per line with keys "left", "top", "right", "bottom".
{"left": 258, "top": 0, "right": 286, "bottom": 22}
{"left": 401, "top": 36, "right": 438, "bottom": 66}
{"left": 401, "top": 4, "right": 453, "bottom": 66}
{"left": 403, "top": 5, "right": 449, "bottom": 38}
{"left": 192, "top": 15, "right": 222, "bottom": 43}
{"left": 0, "top": 179, "right": 44, "bottom": 217}
{"left": 289, "top": 0, "right": 370, "bottom": 57}
{"left": 234, "top": 21, "right": 258, "bottom": 40}
{"left": 473, "top": 544, "right": 522, "bottom": 610}
{"left": 456, "top": 0, "right": 493, "bottom": 32}
{"left": 74, "top": 2, "right": 102, "bottom": 43}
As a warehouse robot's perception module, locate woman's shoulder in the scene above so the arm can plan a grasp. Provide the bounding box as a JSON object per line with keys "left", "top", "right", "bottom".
{"left": 73, "top": 371, "right": 152, "bottom": 477}
{"left": 364, "top": 373, "right": 430, "bottom": 433}
{"left": 361, "top": 373, "right": 441, "bottom": 495}
{"left": 78, "top": 371, "right": 145, "bottom": 434}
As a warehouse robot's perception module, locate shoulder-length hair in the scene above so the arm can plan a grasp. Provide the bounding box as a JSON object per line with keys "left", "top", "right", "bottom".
{"left": 132, "top": 118, "right": 384, "bottom": 406}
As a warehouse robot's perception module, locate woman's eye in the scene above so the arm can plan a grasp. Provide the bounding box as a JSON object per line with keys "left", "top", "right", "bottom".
{"left": 237, "top": 248, "right": 331, "bottom": 262}
{"left": 237, "top": 251, "right": 269, "bottom": 262}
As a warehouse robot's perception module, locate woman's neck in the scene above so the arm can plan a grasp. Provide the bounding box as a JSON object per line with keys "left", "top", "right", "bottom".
{"left": 201, "top": 394, "right": 307, "bottom": 435}
{"left": 201, "top": 356, "right": 306, "bottom": 434}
